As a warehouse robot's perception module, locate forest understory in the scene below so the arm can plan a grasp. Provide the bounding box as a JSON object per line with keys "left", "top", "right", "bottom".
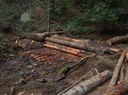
{"left": 1, "top": 0, "right": 128, "bottom": 95}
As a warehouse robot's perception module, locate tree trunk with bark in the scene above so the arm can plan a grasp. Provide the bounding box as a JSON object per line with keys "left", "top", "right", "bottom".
{"left": 106, "top": 35, "right": 128, "bottom": 45}
{"left": 45, "top": 37, "right": 97, "bottom": 53}
{"left": 58, "top": 70, "right": 112, "bottom": 95}
{"left": 107, "top": 52, "right": 125, "bottom": 91}
{"left": 51, "top": 35, "right": 90, "bottom": 45}
{"left": 14, "top": 31, "right": 65, "bottom": 41}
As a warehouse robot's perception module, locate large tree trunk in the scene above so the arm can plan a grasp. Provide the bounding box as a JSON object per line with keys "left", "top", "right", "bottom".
{"left": 47, "top": 0, "right": 50, "bottom": 32}
{"left": 106, "top": 35, "right": 128, "bottom": 45}
{"left": 44, "top": 42, "right": 85, "bottom": 56}
{"left": 107, "top": 52, "right": 125, "bottom": 91}
{"left": 58, "top": 70, "right": 112, "bottom": 95}
{"left": 45, "top": 37, "right": 97, "bottom": 53}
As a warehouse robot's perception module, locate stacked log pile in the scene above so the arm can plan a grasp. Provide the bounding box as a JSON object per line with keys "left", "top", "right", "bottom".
{"left": 6, "top": 31, "right": 128, "bottom": 94}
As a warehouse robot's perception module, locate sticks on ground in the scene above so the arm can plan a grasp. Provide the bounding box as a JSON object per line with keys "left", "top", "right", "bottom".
{"left": 55, "top": 54, "right": 95, "bottom": 81}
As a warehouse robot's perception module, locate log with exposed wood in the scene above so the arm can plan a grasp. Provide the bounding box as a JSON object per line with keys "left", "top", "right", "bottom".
{"left": 104, "top": 80, "right": 128, "bottom": 95}
{"left": 58, "top": 70, "right": 112, "bottom": 95}
{"left": 103, "top": 48, "right": 121, "bottom": 55}
{"left": 51, "top": 34, "right": 90, "bottom": 45}
{"left": 107, "top": 51, "right": 126, "bottom": 92}
{"left": 106, "top": 35, "right": 128, "bottom": 45}
{"left": 43, "top": 42, "right": 85, "bottom": 56}
{"left": 45, "top": 37, "right": 97, "bottom": 53}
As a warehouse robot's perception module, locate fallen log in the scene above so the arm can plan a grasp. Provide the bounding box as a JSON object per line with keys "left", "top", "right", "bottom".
{"left": 13, "top": 31, "right": 65, "bottom": 41}
{"left": 45, "top": 37, "right": 97, "bottom": 53}
{"left": 51, "top": 35, "right": 90, "bottom": 44}
{"left": 57, "top": 71, "right": 92, "bottom": 95}
{"left": 125, "top": 68, "right": 128, "bottom": 81}
{"left": 58, "top": 70, "right": 112, "bottom": 95}
{"left": 119, "top": 66, "right": 125, "bottom": 83}
{"left": 104, "top": 80, "right": 128, "bottom": 95}
{"left": 106, "top": 35, "right": 128, "bottom": 45}
{"left": 107, "top": 52, "right": 125, "bottom": 91}
{"left": 44, "top": 42, "right": 85, "bottom": 56}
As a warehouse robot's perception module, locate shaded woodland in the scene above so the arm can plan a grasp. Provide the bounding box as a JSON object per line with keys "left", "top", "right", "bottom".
{"left": 0, "top": 0, "right": 128, "bottom": 95}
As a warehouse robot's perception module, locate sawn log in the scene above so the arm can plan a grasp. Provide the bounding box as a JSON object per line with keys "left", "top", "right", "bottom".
{"left": 107, "top": 35, "right": 128, "bottom": 45}
{"left": 58, "top": 70, "right": 112, "bottom": 95}
{"left": 45, "top": 37, "right": 97, "bottom": 53}
{"left": 44, "top": 42, "right": 85, "bottom": 56}
{"left": 51, "top": 34, "right": 90, "bottom": 44}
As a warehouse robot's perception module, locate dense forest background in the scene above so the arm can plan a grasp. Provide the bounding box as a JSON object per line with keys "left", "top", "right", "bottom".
{"left": 0, "top": 0, "right": 128, "bottom": 33}
{"left": 0, "top": 0, "right": 128, "bottom": 59}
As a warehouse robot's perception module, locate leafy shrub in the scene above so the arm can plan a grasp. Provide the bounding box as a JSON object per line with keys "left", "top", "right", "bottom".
{"left": 67, "top": 2, "right": 118, "bottom": 33}
{"left": 52, "top": 0, "right": 72, "bottom": 18}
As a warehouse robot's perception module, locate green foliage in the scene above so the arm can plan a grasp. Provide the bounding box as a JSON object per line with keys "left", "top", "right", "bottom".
{"left": 1, "top": 0, "right": 128, "bottom": 34}
{"left": 67, "top": 1, "right": 118, "bottom": 33}
{"left": 16, "top": 21, "right": 37, "bottom": 32}
{"left": 88, "top": 2, "right": 118, "bottom": 24}
{"left": 52, "top": 0, "right": 72, "bottom": 18}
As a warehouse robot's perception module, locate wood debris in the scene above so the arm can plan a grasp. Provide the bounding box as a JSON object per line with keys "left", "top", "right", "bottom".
{"left": 58, "top": 70, "right": 112, "bottom": 95}
{"left": 104, "top": 50, "right": 128, "bottom": 95}
{"left": 106, "top": 35, "right": 128, "bottom": 45}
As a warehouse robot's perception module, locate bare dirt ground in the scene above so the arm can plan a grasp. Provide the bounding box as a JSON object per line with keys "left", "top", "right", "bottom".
{"left": 0, "top": 34, "right": 128, "bottom": 95}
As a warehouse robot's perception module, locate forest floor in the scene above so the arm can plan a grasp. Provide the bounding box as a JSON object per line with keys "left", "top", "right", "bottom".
{"left": 0, "top": 33, "right": 128, "bottom": 95}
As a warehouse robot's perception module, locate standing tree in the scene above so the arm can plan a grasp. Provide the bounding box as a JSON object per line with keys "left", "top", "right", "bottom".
{"left": 44, "top": 0, "right": 54, "bottom": 32}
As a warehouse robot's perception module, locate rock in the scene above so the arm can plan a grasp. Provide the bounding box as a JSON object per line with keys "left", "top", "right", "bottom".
{"left": 20, "top": 13, "right": 31, "bottom": 22}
